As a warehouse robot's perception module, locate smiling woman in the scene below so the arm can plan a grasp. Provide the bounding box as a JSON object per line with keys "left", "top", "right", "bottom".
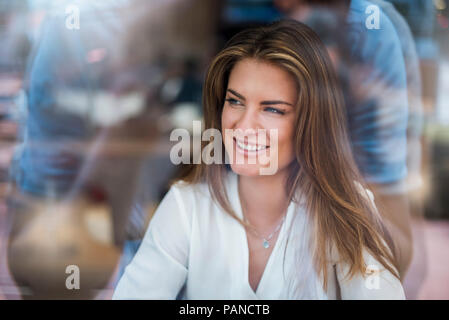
{"left": 221, "top": 58, "right": 297, "bottom": 178}
{"left": 113, "top": 19, "right": 405, "bottom": 299}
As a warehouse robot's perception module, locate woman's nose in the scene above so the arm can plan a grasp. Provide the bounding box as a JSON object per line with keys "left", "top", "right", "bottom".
{"left": 235, "top": 104, "right": 261, "bottom": 132}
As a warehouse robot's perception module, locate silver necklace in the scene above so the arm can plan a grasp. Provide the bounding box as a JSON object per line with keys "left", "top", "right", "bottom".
{"left": 245, "top": 214, "right": 286, "bottom": 249}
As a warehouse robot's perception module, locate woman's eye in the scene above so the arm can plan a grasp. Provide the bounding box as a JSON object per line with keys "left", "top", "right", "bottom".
{"left": 264, "top": 107, "right": 285, "bottom": 115}
{"left": 225, "top": 98, "right": 242, "bottom": 106}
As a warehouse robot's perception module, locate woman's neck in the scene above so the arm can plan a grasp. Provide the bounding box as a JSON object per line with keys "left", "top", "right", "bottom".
{"left": 237, "top": 171, "right": 290, "bottom": 228}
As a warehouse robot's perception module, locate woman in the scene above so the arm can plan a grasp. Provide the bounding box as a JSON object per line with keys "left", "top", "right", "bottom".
{"left": 113, "top": 20, "right": 405, "bottom": 299}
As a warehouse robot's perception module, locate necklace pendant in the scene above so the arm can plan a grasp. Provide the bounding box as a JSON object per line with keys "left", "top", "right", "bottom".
{"left": 263, "top": 239, "right": 270, "bottom": 249}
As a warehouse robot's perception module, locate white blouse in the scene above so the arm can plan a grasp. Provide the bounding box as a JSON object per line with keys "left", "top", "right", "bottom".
{"left": 113, "top": 172, "right": 405, "bottom": 300}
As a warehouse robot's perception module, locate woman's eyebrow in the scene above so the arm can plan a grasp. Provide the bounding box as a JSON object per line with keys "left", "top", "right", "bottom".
{"left": 227, "top": 88, "right": 245, "bottom": 100}
{"left": 261, "top": 100, "right": 293, "bottom": 107}
{"left": 227, "top": 88, "right": 293, "bottom": 106}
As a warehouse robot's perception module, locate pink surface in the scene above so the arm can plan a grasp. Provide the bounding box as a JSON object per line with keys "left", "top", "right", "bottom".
{"left": 403, "top": 219, "right": 449, "bottom": 299}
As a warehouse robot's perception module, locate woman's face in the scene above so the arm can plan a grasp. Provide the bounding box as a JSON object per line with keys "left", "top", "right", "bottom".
{"left": 221, "top": 58, "right": 297, "bottom": 177}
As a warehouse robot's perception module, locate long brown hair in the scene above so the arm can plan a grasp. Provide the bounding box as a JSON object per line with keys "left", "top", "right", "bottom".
{"left": 178, "top": 19, "right": 399, "bottom": 290}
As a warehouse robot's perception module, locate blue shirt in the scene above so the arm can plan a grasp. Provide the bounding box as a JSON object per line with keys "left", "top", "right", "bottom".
{"left": 18, "top": 3, "right": 125, "bottom": 196}
{"left": 344, "top": 0, "right": 408, "bottom": 184}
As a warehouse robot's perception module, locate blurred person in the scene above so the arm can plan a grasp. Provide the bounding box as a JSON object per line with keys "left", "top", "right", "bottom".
{"left": 369, "top": 0, "right": 427, "bottom": 300}
{"left": 387, "top": 0, "right": 442, "bottom": 299}
{"left": 6, "top": 0, "right": 133, "bottom": 299}
{"left": 113, "top": 20, "right": 405, "bottom": 299}
{"left": 0, "top": 1, "right": 32, "bottom": 299}
{"left": 368, "top": 0, "right": 424, "bottom": 190}
{"left": 6, "top": 0, "right": 218, "bottom": 299}
{"left": 274, "top": 0, "right": 413, "bottom": 280}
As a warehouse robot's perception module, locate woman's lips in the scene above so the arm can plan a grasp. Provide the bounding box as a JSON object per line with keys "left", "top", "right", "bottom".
{"left": 233, "top": 137, "right": 269, "bottom": 154}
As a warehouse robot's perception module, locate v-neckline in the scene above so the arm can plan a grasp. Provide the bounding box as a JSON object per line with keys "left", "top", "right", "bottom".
{"left": 229, "top": 172, "right": 293, "bottom": 298}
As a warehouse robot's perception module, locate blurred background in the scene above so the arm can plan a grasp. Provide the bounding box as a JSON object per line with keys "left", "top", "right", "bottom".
{"left": 0, "top": 0, "right": 447, "bottom": 299}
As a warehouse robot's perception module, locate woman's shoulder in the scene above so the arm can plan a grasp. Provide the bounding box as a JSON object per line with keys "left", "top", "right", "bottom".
{"left": 147, "top": 179, "right": 213, "bottom": 240}
{"left": 332, "top": 248, "right": 405, "bottom": 299}
{"left": 326, "top": 241, "right": 404, "bottom": 299}
{"left": 164, "top": 177, "right": 218, "bottom": 218}
{"left": 171, "top": 170, "right": 236, "bottom": 200}
{"left": 169, "top": 178, "right": 212, "bottom": 203}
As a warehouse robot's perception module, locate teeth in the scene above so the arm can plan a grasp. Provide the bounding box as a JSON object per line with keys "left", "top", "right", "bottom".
{"left": 236, "top": 140, "right": 267, "bottom": 151}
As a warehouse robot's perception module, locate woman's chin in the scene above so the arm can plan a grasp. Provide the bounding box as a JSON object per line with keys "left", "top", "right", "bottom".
{"left": 229, "top": 163, "right": 264, "bottom": 177}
